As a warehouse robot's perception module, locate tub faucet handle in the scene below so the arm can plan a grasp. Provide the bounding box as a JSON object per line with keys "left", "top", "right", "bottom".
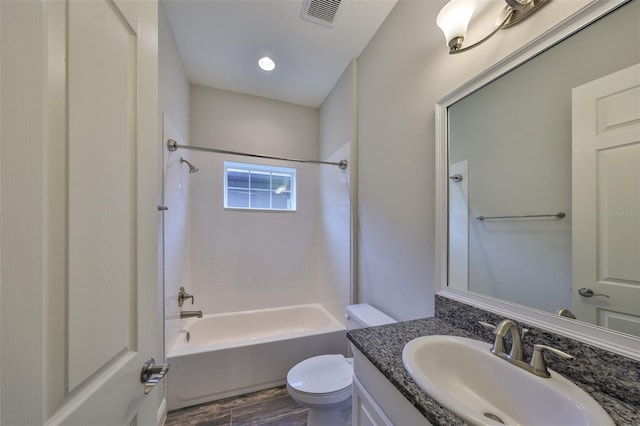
{"left": 178, "top": 286, "right": 194, "bottom": 307}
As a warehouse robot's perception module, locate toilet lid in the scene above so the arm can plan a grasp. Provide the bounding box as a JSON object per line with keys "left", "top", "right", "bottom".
{"left": 287, "top": 354, "right": 353, "bottom": 394}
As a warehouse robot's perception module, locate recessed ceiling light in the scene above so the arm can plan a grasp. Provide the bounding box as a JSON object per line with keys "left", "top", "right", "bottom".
{"left": 258, "top": 56, "right": 276, "bottom": 72}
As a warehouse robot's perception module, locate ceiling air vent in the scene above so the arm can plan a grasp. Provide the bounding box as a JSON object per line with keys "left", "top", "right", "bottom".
{"left": 300, "top": 0, "right": 342, "bottom": 28}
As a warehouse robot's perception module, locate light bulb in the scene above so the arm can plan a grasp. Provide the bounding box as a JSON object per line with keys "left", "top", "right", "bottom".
{"left": 258, "top": 56, "right": 276, "bottom": 72}
{"left": 436, "top": 0, "right": 477, "bottom": 47}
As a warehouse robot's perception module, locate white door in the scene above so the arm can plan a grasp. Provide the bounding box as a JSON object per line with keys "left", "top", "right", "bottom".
{"left": 572, "top": 63, "right": 640, "bottom": 337}
{"left": 46, "top": 0, "right": 161, "bottom": 424}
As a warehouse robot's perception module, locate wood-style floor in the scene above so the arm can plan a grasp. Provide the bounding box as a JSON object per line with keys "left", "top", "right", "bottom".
{"left": 165, "top": 386, "right": 308, "bottom": 426}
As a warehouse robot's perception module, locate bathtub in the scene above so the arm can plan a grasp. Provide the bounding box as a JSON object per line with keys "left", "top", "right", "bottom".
{"left": 167, "top": 303, "right": 347, "bottom": 410}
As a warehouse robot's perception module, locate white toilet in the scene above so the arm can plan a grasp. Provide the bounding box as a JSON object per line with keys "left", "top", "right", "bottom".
{"left": 286, "top": 304, "right": 396, "bottom": 426}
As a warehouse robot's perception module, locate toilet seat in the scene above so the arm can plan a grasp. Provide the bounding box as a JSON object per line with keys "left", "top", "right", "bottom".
{"left": 286, "top": 354, "right": 353, "bottom": 406}
{"left": 288, "top": 354, "right": 352, "bottom": 394}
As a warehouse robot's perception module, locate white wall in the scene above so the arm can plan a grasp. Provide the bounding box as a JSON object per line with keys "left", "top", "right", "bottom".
{"left": 159, "top": 2, "right": 189, "bottom": 139}
{"left": 317, "top": 60, "right": 357, "bottom": 322}
{"left": 159, "top": 1, "right": 191, "bottom": 355}
{"left": 188, "top": 85, "right": 324, "bottom": 315}
{"left": 356, "top": 0, "right": 591, "bottom": 321}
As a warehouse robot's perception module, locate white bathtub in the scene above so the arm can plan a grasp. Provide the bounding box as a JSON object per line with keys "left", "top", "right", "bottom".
{"left": 167, "top": 303, "right": 347, "bottom": 410}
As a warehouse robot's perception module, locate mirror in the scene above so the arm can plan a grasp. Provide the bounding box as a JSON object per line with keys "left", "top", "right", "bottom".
{"left": 440, "top": 0, "right": 640, "bottom": 343}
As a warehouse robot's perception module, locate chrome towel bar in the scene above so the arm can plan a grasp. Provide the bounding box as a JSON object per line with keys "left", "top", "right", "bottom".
{"left": 476, "top": 212, "right": 565, "bottom": 221}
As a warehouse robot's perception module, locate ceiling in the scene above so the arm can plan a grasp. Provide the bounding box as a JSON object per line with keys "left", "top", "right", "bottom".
{"left": 163, "top": 0, "right": 398, "bottom": 108}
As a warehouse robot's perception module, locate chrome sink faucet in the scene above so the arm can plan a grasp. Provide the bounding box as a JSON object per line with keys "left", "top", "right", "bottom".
{"left": 491, "top": 319, "right": 524, "bottom": 361}
{"left": 479, "top": 320, "right": 573, "bottom": 378}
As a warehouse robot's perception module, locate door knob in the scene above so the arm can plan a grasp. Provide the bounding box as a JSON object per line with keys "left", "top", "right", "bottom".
{"left": 577, "top": 288, "right": 610, "bottom": 298}
{"left": 140, "top": 358, "right": 170, "bottom": 394}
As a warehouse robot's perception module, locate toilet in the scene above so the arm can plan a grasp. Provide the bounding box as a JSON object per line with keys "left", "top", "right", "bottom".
{"left": 286, "top": 304, "right": 396, "bottom": 426}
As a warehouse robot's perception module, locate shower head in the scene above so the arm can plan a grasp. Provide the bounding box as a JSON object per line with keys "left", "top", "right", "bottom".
{"left": 180, "top": 157, "right": 199, "bottom": 174}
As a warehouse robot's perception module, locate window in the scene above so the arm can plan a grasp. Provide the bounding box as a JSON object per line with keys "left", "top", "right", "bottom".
{"left": 224, "top": 162, "right": 296, "bottom": 211}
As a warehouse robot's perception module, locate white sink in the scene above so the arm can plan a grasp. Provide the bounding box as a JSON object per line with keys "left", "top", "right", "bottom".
{"left": 402, "top": 335, "right": 614, "bottom": 426}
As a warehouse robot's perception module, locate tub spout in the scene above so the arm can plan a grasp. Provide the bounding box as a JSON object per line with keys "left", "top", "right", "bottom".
{"left": 180, "top": 310, "right": 203, "bottom": 319}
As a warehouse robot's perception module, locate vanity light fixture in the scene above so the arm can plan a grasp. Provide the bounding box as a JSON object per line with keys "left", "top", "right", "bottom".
{"left": 436, "top": 0, "right": 548, "bottom": 54}
{"left": 258, "top": 56, "right": 276, "bottom": 71}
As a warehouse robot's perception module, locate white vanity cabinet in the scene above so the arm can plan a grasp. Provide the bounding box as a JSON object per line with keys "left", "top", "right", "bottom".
{"left": 353, "top": 377, "right": 393, "bottom": 426}
{"left": 351, "top": 345, "right": 432, "bottom": 426}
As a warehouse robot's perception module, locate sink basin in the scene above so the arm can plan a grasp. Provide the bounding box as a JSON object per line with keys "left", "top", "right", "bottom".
{"left": 402, "top": 335, "right": 614, "bottom": 426}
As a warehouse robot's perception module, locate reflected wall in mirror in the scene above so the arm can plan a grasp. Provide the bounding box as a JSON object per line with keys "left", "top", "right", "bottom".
{"left": 447, "top": 0, "right": 640, "bottom": 338}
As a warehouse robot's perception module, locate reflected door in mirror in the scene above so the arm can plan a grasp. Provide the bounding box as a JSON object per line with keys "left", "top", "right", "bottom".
{"left": 449, "top": 160, "right": 469, "bottom": 290}
{"left": 572, "top": 63, "right": 640, "bottom": 338}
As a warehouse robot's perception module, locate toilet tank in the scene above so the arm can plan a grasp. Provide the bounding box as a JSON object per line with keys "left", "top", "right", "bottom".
{"left": 346, "top": 304, "right": 396, "bottom": 329}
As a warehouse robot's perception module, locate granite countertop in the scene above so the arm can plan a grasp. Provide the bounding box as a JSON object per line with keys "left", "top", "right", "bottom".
{"left": 347, "top": 317, "right": 640, "bottom": 426}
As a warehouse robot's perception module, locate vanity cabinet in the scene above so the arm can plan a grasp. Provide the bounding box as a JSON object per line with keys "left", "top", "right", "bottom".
{"left": 351, "top": 345, "right": 432, "bottom": 426}
{"left": 353, "top": 377, "right": 392, "bottom": 426}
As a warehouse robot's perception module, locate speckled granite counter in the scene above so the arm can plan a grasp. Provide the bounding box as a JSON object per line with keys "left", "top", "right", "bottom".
{"left": 347, "top": 297, "right": 640, "bottom": 426}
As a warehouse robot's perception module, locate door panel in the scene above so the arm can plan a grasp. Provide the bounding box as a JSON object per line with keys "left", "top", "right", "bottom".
{"left": 45, "top": 0, "right": 160, "bottom": 424}
{"left": 598, "top": 310, "right": 640, "bottom": 337}
{"left": 68, "top": 0, "right": 137, "bottom": 391}
{"left": 597, "top": 145, "right": 640, "bottom": 283}
{"left": 572, "top": 63, "right": 640, "bottom": 337}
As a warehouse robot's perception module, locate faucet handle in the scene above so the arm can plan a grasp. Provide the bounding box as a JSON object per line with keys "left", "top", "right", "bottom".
{"left": 178, "top": 286, "right": 195, "bottom": 307}
{"left": 530, "top": 344, "right": 574, "bottom": 378}
{"left": 478, "top": 321, "right": 495, "bottom": 330}
{"left": 478, "top": 322, "right": 508, "bottom": 354}
{"left": 483, "top": 321, "right": 510, "bottom": 355}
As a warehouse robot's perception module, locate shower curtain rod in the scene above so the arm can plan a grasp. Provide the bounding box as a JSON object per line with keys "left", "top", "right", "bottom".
{"left": 167, "top": 139, "right": 348, "bottom": 170}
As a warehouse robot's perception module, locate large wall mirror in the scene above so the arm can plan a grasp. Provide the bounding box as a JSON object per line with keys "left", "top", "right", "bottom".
{"left": 436, "top": 0, "right": 640, "bottom": 359}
